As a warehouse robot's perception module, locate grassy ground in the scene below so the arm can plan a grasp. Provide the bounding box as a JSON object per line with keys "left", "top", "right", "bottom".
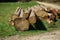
{"left": 0, "top": 1, "right": 60, "bottom": 37}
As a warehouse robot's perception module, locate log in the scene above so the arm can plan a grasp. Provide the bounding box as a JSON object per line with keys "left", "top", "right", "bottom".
{"left": 46, "top": 19, "right": 54, "bottom": 25}
{"left": 14, "top": 7, "right": 21, "bottom": 16}
{"left": 46, "top": 7, "right": 52, "bottom": 12}
{"left": 35, "top": 10, "right": 48, "bottom": 20}
{"left": 18, "top": 7, "right": 32, "bottom": 19}
{"left": 32, "top": 5, "right": 43, "bottom": 12}
{"left": 58, "top": 9, "right": 60, "bottom": 14}
{"left": 31, "top": 6, "right": 39, "bottom": 13}
{"left": 8, "top": 7, "right": 21, "bottom": 26}
{"left": 9, "top": 20, "right": 14, "bottom": 26}
{"left": 19, "top": 8, "right": 24, "bottom": 18}
{"left": 14, "top": 18, "right": 29, "bottom": 31}
{"left": 44, "top": 13, "right": 55, "bottom": 25}
{"left": 23, "top": 7, "right": 31, "bottom": 19}
{"left": 50, "top": 8, "right": 57, "bottom": 15}
{"left": 31, "top": 7, "right": 36, "bottom": 13}
{"left": 47, "top": 13, "right": 55, "bottom": 20}
{"left": 57, "top": 9, "right": 60, "bottom": 18}
{"left": 28, "top": 10, "right": 36, "bottom": 24}
{"left": 33, "top": 5, "right": 39, "bottom": 9}
{"left": 11, "top": 14, "right": 18, "bottom": 21}
{"left": 40, "top": 5, "right": 48, "bottom": 11}
{"left": 46, "top": 7, "right": 59, "bottom": 19}
{"left": 8, "top": 17, "right": 14, "bottom": 26}
{"left": 8, "top": 14, "right": 19, "bottom": 26}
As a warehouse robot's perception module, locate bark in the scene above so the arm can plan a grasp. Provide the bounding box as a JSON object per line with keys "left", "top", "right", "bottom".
{"left": 23, "top": 8, "right": 31, "bottom": 19}
{"left": 35, "top": 10, "right": 48, "bottom": 20}
{"left": 19, "top": 8, "right": 24, "bottom": 18}
{"left": 28, "top": 10, "right": 36, "bottom": 24}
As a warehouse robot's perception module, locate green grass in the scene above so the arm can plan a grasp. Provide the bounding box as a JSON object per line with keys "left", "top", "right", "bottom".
{"left": 0, "top": 1, "right": 60, "bottom": 37}
{"left": 17, "top": 30, "right": 47, "bottom": 36}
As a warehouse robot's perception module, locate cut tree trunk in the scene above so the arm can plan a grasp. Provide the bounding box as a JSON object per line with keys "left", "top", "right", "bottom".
{"left": 14, "top": 18, "right": 29, "bottom": 31}
{"left": 19, "top": 8, "right": 24, "bottom": 18}
{"left": 8, "top": 14, "right": 19, "bottom": 26}
{"left": 35, "top": 10, "right": 48, "bottom": 20}
{"left": 28, "top": 10, "right": 36, "bottom": 24}
{"left": 57, "top": 9, "right": 60, "bottom": 18}
{"left": 18, "top": 8, "right": 29, "bottom": 19}
{"left": 14, "top": 7, "right": 21, "bottom": 16}
{"left": 23, "top": 8, "right": 31, "bottom": 19}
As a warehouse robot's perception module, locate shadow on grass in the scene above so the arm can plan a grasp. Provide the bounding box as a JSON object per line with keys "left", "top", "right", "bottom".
{"left": 29, "top": 15, "right": 47, "bottom": 30}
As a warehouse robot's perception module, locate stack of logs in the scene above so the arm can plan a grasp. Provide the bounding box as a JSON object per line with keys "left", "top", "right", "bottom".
{"left": 9, "top": 4, "right": 60, "bottom": 31}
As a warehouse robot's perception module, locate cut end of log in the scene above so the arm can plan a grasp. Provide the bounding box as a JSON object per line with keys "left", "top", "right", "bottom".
{"left": 14, "top": 18, "right": 30, "bottom": 31}
{"left": 9, "top": 20, "right": 14, "bottom": 26}
{"left": 46, "top": 19, "right": 54, "bottom": 25}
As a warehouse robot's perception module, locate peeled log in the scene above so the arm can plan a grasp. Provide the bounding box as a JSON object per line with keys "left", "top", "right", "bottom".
{"left": 14, "top": 18, "right": 29, "bottom": 31}
{"left": 28, "top": 10, "right": 36, "bottom": 24}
